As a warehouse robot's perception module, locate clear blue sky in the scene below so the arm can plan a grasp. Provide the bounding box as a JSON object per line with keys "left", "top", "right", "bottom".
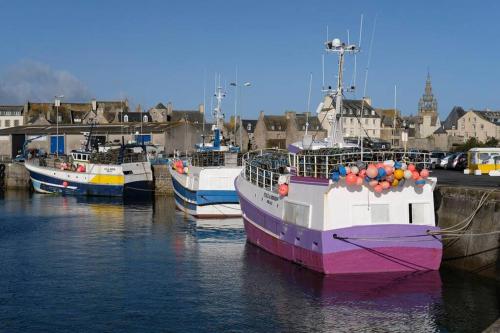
{"left": 1, "top": 0, "right": 499, "bottom": 121}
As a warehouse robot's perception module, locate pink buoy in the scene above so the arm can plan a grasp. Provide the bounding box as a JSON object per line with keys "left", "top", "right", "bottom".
{"left": 278, "top": 184, "right": 289, "bottom": 196}
{"left": 63, "top": 181, "right": 68, "bottom": 187}
{"left": 356, "top": 176, "right": 363, "bottom": 186}
{"left": 384, "top": 165, "right": 393, "bottom": 176}
{"left": 381, "top": 181, "right": 391, "bottom": 190}
{"left": 374, "top": 184, "right": 383, "bottom": 193}
{"left": 346, "top": 173, "right": 357, "bottom": 185}
{"left": 359, "top": 169, "right": 366, "bottom": 177}
{"left": 420, "top": 169, "right": 429, "bottom": 178}
{"left": 408, "top": 164, "right": 416, "bottom": 172}
{"left": 366, "top": 165, "right": 378, "bottom": 178}
{"left": 411, "top": 171, "right": 420, "bottom": 180}
{"left": 369, "top": 180, "right": 379, "bottom": 187}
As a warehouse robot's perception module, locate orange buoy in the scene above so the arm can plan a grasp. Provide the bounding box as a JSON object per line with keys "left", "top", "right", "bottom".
{"left": 63, "top": 181, "right": 68, "bottom": 187}
{"left": 278, "top": 183, "right": 289, "bottom": 196}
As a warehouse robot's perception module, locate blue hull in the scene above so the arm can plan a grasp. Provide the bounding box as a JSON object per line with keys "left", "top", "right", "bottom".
{"left": 171, "top": 176, "right": 239, "bottom": 206}
{"left": 30, "top": 170, "right": 153, "bottom": 198}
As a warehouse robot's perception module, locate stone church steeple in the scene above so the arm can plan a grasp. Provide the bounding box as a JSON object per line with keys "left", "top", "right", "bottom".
{"left": 418, "top": 71, "right": 438, "bottom": 115}
{"left": 416, "top": 71, "right": 441, "bottom": 138}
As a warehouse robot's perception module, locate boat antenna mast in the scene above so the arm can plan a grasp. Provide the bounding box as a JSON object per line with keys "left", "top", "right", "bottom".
{"left": 212, "top": 75, "right": 226, "bottom": 149}
{"left": 324, "top": 37, "right": 359, "bottom": 147}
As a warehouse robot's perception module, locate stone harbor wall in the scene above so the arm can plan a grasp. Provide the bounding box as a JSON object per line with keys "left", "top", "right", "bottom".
{"left": 435, "top": 186, "right": 499, "bottom": 280}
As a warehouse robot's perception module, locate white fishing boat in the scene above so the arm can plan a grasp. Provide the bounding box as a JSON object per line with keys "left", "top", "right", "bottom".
{"left": 235, "top": 36, "right": 443, "bottom": 274}
{"left": 25, "top": 127, "right": 153, "bottom": 198}
{"left": 169, "top": 81, "right": 242, "bottom": 218}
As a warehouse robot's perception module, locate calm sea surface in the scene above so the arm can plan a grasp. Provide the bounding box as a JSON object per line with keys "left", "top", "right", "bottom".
{"left": 0, "top": 191, "right": 498, "bottom": 332}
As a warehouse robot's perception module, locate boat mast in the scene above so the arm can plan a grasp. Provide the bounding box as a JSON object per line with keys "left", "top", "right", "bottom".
{"left": 324, "top": 38, "right": 359, "bottom": 147}
{"left": 213, "top": 76, "right": 225, "bottom": 149}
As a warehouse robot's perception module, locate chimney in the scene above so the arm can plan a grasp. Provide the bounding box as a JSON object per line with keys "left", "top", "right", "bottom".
{"left": 363, "top": 97, "right": 372, "bottom": 106}
{"left": 199, "top": 103, "right": 204, "bottom": 114}
{"left": 167, "top": 102, "right": 173, "bottom": 115}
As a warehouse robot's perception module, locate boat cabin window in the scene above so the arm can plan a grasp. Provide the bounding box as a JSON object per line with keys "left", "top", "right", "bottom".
{"left": 408, "top": 203, "right": 429, "bottom": 225}
{"left": 284, "top": 201, "right": 310, "bottom": 228}
{"left": 352, "top": 204, "right": 390, "bottom": 224}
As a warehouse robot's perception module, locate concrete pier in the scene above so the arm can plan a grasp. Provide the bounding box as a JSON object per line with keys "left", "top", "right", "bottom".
{"left": 152, "top": 164, "right": 173, "bottom": 195}
{"left": 435, "top": 186, "right": 499, "bottom": 280}
{"left": 0, "top": 162, "right": 30, "bottom": 190}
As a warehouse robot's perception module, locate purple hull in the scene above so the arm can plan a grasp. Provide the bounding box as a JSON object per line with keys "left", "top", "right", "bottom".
{"left": 239, "top": 190, "right": 442, "bottom": 274}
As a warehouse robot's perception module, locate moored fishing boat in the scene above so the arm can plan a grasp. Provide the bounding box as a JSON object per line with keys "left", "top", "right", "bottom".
{"left": 25, "top": 139, "right": 153, "bottom": 198}
{"left": 169, "top": 81, "right": 242, "bottom": 218}
{"left": 235, "top": 36, "right": 443, "bottom": 274}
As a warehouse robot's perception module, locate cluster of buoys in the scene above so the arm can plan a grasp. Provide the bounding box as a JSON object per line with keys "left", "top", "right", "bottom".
{"left": 173, "top": 160, "right": 188, "bottom": 174}
{"left": 76, "top": 165, "right": 86, "bottom": 173}
{"left": 60, "top": 162, "right": 69, "bottom": 171}
{"left": 330, "top": 161, "right": 429, "bottom": 194}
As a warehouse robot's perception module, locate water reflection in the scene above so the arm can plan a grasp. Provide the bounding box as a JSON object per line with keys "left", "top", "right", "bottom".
{"left": 242, "top": 244, "right": 443, "bottom": 332}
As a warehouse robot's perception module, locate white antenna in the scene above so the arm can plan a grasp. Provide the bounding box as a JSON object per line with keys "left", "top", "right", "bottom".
{"left": 202, "top": 69, "right": 207, "bottom": 146}
{"left": 352, "top": 14, "right": 364, "bottom": 96}
{"left": 393, "top": 84, "right": 397, "bottom": 148}
{"left": 347, "top": 29, "right": 350, "bottom": 45}
{"left": 360, "top": 14, "right": 378, "bottom": 154}
{"left": 233, "top": 66, "right": 238, "bottom": 144}
{"left": 322, "top": 54, "right": 325, "bottom": 90}
{"left": 326, "top": 25, "right": 329, "bottom": 41}
{"left": 306, "top": 72, "right": 313, "bottom": 135}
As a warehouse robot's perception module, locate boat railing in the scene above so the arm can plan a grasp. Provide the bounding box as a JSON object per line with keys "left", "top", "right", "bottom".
{"left": 241, "top": 149, "right": 291, "bottom": 193}
{"left": 242, "top": 158, "right": 282, "bottom": 193}
{"left": 294, "top": 150, "right": 431, "bottom": 178}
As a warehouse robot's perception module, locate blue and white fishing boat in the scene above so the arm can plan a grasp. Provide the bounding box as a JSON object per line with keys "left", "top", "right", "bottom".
{"left": 25, "top": 129, "right": 153, "bottom": 198}
{"left": 170, "top": 82, "right": 242, "bottom": 218}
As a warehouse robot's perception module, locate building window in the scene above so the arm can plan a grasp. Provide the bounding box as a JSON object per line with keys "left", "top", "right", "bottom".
{"left": 124, "top": 115, "right": 129, "bottom": 123}
{"left": 247, "top": 124, "right": 252, "bottom": 131}
{"left": 364, "top": 119, "right": 368, "bottom": 125}
{"left": 372, "top": 119, "right": 375, "bottom": 125}
{"left": 5, "top": 120, "right": 10, "bottom": 127}
{"left": 143, "top": 115, "right": 148, "bottom": 123}
{"left": 271, "top": 125, "right": 275, "bottom": 130}
{"left": 14, "top": 120, "right": 19, "bottom": 127}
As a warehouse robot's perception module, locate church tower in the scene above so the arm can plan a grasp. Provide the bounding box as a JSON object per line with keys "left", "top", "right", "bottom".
{"left": 417, "top": 72, "right": 440, "bottom": 138}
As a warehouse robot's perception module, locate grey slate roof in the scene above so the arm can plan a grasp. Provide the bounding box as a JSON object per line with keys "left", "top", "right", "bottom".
{"left": 442, "top": 106, "right": 466, "bottom": 130}
{"left": 241, "top": 120, "right": 257, "bottom": 133}
{"left": 294, "top": 113, "right": 325, "bottom": 131}
{"left": 169, "top": 110, "right": 204, "bottom": 124}
{"left": 333, "top": 99, "right": 379, "bottom": 118}
{"left": 472, "top": 110, "right": 500, "bottom": 125}
{"left": 263, "top": 115, "right": 287, "bottom": 131}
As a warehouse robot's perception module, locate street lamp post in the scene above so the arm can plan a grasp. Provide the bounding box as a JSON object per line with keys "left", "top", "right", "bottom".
{"left": 54, "top": 95, "right": 64, "bottom": 157}
{"left": 229, "top": 81, "right": 251, "bottom": 150}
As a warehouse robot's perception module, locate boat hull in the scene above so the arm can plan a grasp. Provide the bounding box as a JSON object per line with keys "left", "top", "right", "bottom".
{"left": 169, "top": 165, "right": 241, "bottom": 218}
{"left": 27, "top": 162, "right": 153, "bottom": 198}
{"left": 238, "top": 187, "right": 442, "bottom": 275}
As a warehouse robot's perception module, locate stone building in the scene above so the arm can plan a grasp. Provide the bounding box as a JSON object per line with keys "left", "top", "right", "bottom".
{"left": 253, "top": 111, "right": 327, "bottom": 149}
{"left": 318, "top": 96, "right": 381, "bottom": 139}
{"left": 456, "top": 110, "right": 500, "bottom": 142}
{"left": 24, "top": 100, "right": 129, "bottom": 125}
{"left": 415, "top": 73, "right": 441, "bottom": 138}
{"left": 0, "top": 105, "right": 24, "bottom": 129}
{"left": 149, "top": 102, "right": 205, "bottom": 124}
{"left": 376, "top": 108, "right": 403, "bottom": 147}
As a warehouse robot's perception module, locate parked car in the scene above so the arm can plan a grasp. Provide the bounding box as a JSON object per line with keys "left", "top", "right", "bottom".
{"left": 440, "top": 153, "right": 457, "bottom": 169}
{"left": 430, "top": 151, "right": 447, "bottom": 169}
{"left": 452, "top": 152, "right": 467, "bottom": 170}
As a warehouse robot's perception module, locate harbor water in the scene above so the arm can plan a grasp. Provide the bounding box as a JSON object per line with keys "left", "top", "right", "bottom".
{"left": 0, "top": 191, "right": 498, "bottom": 332}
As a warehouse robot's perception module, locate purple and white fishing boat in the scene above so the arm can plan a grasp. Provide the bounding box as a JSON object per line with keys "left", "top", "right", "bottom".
{"left": 235, "top": 37, "right": 443, "bottom": 274}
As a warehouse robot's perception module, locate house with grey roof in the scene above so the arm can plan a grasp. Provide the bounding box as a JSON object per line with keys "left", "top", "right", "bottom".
{"left": 0, "top": 105, "right": 24, "bottom": 129}
{"left": 253, "top": 111, "right": 327, "bottom": 149}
